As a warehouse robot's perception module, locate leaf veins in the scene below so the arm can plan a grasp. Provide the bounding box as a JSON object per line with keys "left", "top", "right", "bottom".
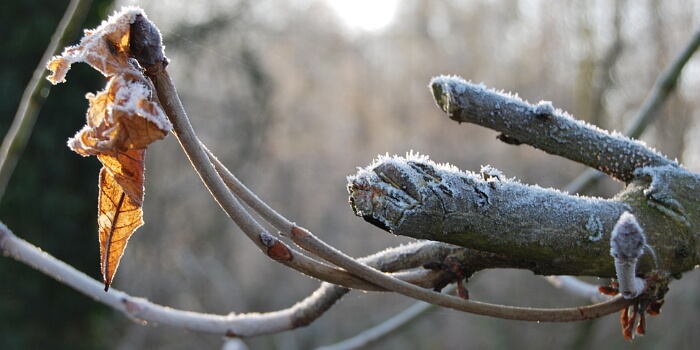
{"left": 97, "top": 150, "right": 145, "bottom": 291}
{"left": 46, "top": 7, "right": 171, "bottom": 291}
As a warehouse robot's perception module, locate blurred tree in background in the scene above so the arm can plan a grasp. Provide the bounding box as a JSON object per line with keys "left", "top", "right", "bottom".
{"left": 0, "top": 1, "right": 113, "bottom": 349}
{"left": 2, "top": 0, "right": 699, "bottom": 349}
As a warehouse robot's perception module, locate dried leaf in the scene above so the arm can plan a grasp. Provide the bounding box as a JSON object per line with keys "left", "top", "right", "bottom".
{"left": 46, "top": 7, "right": 171, "bottom": 291}
{"left": 68, "top": 73, "right": 170, "bottom": 156}
{"left": 97, "top": 149, "right": 145, "bottom": 291}
{"left": 46, "top": 7, "right": 142, "bottom": 83}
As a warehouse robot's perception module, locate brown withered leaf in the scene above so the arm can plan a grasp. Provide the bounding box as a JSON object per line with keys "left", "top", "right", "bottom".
{"left": 46, "top": 7, "right": 171, "bottom": 291}
{"left": 97, "top": 150, "right": 145, "bottom": 291}
{"left": 47, "top": 7, "right": 139, "bottom": 83}
{"left": 68, "top": 73, "right": 170, "bottom": 156}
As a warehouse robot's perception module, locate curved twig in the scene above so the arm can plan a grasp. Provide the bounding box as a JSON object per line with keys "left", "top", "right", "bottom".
{"left": 205, "top": 124, "right": 632, "bottom": 321}
{"left": 288, "top": 223, "right": 633, "bottom": 321}
{"left": 146, "top": 45, "right": 632, "bottom": 324}
{"left": 0, "top": 222, "right": 465, "bottom": 336}
{"left": 147, "top": 67, "right": 381, "bottom": 290}
{"left": 0, "top": 0, "right": 93, "bottom": 202}
{"left": 0, "top": 220, "right": 347, "bottom": 336}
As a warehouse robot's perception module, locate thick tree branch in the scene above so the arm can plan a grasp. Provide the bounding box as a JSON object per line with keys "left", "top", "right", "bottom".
{"left": 349, "top": 154, "right": 629, "bottom": 277}
{"left": 348, "top": 155, "right": 700, "bottom": 278}
{"left": 146, "top": 53, "right": 630, "bottom": 323}
{"left": 429, "top": 76, "right": 676, "bottom": 182}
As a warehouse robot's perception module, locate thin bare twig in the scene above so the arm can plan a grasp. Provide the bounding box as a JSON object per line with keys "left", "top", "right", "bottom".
{"left": 566, "top": 26, "right": 700, "bottom": 194}
{"left": 0, "top": 221, "right": 342, "bottom": 336}
{"left": 149, "top": 66, "right": 466, "bottom": 292}
{"left": 204, "top": 118, "right": 631, "bottom": 321}
{"left": 144, "top": 40, "right": 633, "bottom": 324}
{"left": 0, "top": 221, "right": 456, "bottom": 336}
{"left": 546, "top": 276, "right": 610, "bottom": 303}
{"left": 288, "top": 224, "right": 633, "bottom": 321}
{"left": 316, "top": 284, "right": 457, "bottom": 350}
{"left": 148, "top": 67, "right": 382, "bottom": 290}
{"left": 0, "top": 0, "right": 93, "bottom": 202}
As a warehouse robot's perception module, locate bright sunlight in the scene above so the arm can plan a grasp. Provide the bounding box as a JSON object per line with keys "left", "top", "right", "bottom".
{"left": 325, "top": 0, "right": 399, "bottom": 32}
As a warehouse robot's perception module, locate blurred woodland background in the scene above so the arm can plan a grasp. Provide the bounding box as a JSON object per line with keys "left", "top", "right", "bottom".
{"left": 2, "top": 0, "right": 700, "bottom": 349}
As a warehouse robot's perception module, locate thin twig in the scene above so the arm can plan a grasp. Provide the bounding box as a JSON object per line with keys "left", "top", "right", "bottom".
{"left": 147, "top": 67, "right": 379, "bottom": 289}
{"left": 316, "top": 285, "right": 456, "bottom": 350}
{"left": 3, "top": 221, "right": 348, "bottom": 335}
{"left": 149, "top": 58, "right": 632, "bottom": 323}
{"left": 0, "top": 221, "right": 451, "bottom": 336}
{"left": 204, "top": 120, "right": 632, "bottom": 320}
{"left": 288, "top": 225, "right": 633, "bottom": 321}
{"left": 0, "top": 0, "right": 92, "bottom": 202}
{"left": 148, "top": 67, "right": 462, "bottom": 292}
{"left": 0, "top": 220, "right": 474, "bottom": 336}
{"left": 566, "top": 26, "right": 700, "bottom": 194}
{"left": 545, "top": 276, "right": 610, "bottom": 303}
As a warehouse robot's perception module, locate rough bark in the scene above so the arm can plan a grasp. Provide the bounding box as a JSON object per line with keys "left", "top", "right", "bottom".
{"left": 348, "top": 76, "right": 700, "bottom": 279}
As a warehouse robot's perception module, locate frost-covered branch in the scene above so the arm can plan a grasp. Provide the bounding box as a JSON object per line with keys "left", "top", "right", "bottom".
{"left": 349, "top": 154, "right": 627, "bottom": 277}
{"left": 348, "top": 73, "right": 700, "bottom": 279}
{"left": 0, "top": 221, "right": 468, "bottom": 336}
{"left": 429, "top": 76, "right": 676, "bottom": 182}
{"left": 348, "top": 154, "right": 700, "bottom": 277}
{"left": 137, "top": 18, "right": 635, "bottom": 322}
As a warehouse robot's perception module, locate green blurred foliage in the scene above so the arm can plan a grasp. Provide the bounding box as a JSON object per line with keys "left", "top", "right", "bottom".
{"left": 0, "top": 1, "right": 115, "bottom": 349}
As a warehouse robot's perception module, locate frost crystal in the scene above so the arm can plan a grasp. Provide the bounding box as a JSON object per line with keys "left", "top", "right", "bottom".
{"left": 585, "top": 214, "right": 603, "bottom": 241}
{"left": 47, "top": 6, "right": 148, "bottom": 83}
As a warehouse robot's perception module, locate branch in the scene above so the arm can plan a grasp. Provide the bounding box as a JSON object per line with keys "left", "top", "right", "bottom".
{"left": 545, "top": 276, "right": 610, "bottom": 303}
{"left": 567, "top": 26, "right": 700, "bottom": 194}
{"left": 624, "top": 26, "right": 700, "bottom": 139}
{"left": 147, "top": 55, "right": 630, "bottom": 323}
{"left": 134, "top": 17, "right": 633, "bottom": 323}
{"left": 0, "top": 221, "right": 343, "bottom": 336}
{"left": 0, "top": 0, "right": 92, "bottom": 202}
{"left": 0, "top": 222, "right": 470, "bottom": 336}
{"left": 429, "top": 76, "right": 676, "bottom": 182}
{"left": 144, "top": 60, "right": 381, "bottom": 290}
{"left": 349, "top": 154, "right": 629, "bottom": 277}
{"left": 316, "top": 285, "right": 457, "bottom": 350}
{"left": 349, "top": 153, "right": 700, "bottom": 277}
{"left": 349, "top": 71, "right": 700, "bottom": 278}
